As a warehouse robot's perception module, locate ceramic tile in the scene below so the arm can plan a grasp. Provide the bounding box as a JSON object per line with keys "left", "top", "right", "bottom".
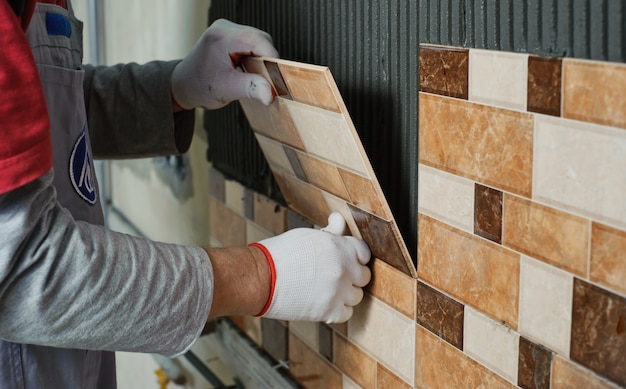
{"left": 551, "top": 355, "right": 620, "bottom": 389}
{"left": 273, "top": 171, "right": 330, "bottom": 228}
{"left": 333, "top": 333, "right": 377, "bottom": 389}
{"left": 289, "top": 321, "right": 319, "bottom": 353}
{"left": 261, "top": 318, "right": 288, "bottom": 363}
{"left": 571, "top": 278, "right": 626, "bottom": 387}
{"left": 416, "top": 281, "right": 464, "bottom": 350}
{"left": 469, "top": 49, "right": 529, "bottom": 111}
{"left": 277, "top": 61, "right": 342, "bottom": 113}
{"left": 418, "top": 214, "right": 520, "bottom": 328}
{"left": 418, "top": 163, "right": 474, "bottom": 233}
{"left": 208, "top": 166, "right": 225, "bottom": 202}
{"left": 590, "top": 222, "right": 626, "bottom": 296}
{"left": 419, "top": 45, "right": 469, "bottom": 99}
{"left": 209, "top": 198, "right": 246, "bottom": 247}
{"left": 518, "top": 337, "right": 552, "bottom": 389}
{"left": 286, "top": 209, "right": 313, "bottom": 230}
{"left": 415, "top": 324, "right": 515, "bottom": 389}
{"left": 342, "top": 376, "right": 361, "bottom": 389}
{"left": 252, "top": 192, "right": 287, "bottom": 235}
{"left": 474, "top": 183, "right": 503, "bottom": 244}
{"left": 518, "top": 256, "right": 573, "bottom": 357}
{"left": 503, "top": 194, "right": 589, "bottom": 277}
{"left": 238, "top": 97, "right": 305, "bottom": 150}
{"left": 289, "top": 332, "right": 342, "bottom": 389}
{"left": 348, "top": 295, "right": 415, "bottom": 386}
{"left": 533, "top": 115, "right": 626, "bottom": 230}
{"left": 348, "top": 204, "right": 414, "bottom": 277}
{"left": 563, "top": 58, "right": 626, "bottom": 129}
{"left": 254, "top": 134, "right": 296, "bottom": 176}
{"left": 284, "top": 99, "right": 369, "bottom": 178}
{"left": 243, "top": 316, "right": 262, "bottom": 347}
{"left": 464, "top": 306, "right": 520, "bottom": 384}
{"left": 245, "top": 220, "right": 273, "bottom": 244}
{"left": 321, "top": 193, "right": 362, "bottom": 239}
{"left": 282, "top": 145, "right": 308, "bottom": 182}
{"left": 264, "top": 60, "right": 291, "bottom": 98}
{"left": 224, "top": 179, "right": 246, "bottom": 216}
{"left": 296, "top": 151, "right": 350, "bottom": 201}
{"left": 328, "top": 321, "right": 347, "bottom": 337}
{"left": 377, "top": 363, "right": 412, "bottom": 389}
{"left": 318, "top": 324, "right": 333, "bottom": 362}
{"left": 366, "top": 258, "right": 415, "bottom": 319}
{"left": 419, "top": 93, "right": 534, "bottom": 197}
{"left": 338, "top": 168, "right": 391, "bottom": 219}
{"left": 243, "top": 188, "right": 254, "bottom": 220}
{"left": 527, "top": 55, "right": 562, "bottom": 116}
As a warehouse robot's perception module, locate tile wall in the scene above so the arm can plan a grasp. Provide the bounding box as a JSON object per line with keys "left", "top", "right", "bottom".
{"left": 207, "top": 44, "right": 626, "bottom": 388}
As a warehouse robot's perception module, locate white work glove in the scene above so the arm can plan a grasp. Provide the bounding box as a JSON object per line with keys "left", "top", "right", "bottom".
{"left": 171, "top": 19, "right": 279, "bottom": 110}
{"left": 250, "top": 213, "right": 372, "bottom": 323}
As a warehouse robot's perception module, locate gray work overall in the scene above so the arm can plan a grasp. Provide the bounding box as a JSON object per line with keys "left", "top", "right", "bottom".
{"left": 0, "top": 1, "right": 115, "bottom": 387}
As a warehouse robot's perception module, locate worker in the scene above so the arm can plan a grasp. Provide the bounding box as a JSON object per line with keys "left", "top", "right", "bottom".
{"left": 0, "top": 1, "right": 372, "bottom": 387}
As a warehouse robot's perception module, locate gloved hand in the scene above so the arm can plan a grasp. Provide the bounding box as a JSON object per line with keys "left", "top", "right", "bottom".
{"left": 171, "top": 19, "right": 279, "bottom": 110}
{"left": 250, "top": 213, "right": 372, "bottom": 323}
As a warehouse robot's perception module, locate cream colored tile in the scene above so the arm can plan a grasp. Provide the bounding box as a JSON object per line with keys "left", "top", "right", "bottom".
{"left": 348, "top": 295, "right": 415, "bottom": 386}
{"left": 224, "top": 179, "right": 246, "bottom": 216}
{"left": 245, "top": 220, "right": 273, "bottom": 244}
{"left": 519, "top": 255, "right": 573, "bottom": 356}
{"left": 321, "top": 192, "right": 362, "bottom": 239}
{"left": 289, "top": 321, "right": 319, "bottom": 352}
{"left": 469, "top": 49, "right": 528, "bottom": 111}
{"left": 342, "top": 375, "right": 362, "bottom": 389}
{"left": 254, "top": 134, "right": 295, "bottom": 176}
{"left": 253, "top": 193, "right": 287, "bottom": 235}
{"left": 283, "top": 99, "right": 369, "bottom": 177}
{"left": 464, "top": 306, "right": 520, "bottom": 384}
{"left": 418, "top": 163, "right": 474, "bottom": 233}
{"left": 534, "top": 115, "right": 626, "bottom": 230}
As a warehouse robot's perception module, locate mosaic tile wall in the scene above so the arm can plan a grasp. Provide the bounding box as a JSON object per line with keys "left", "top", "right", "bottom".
{"left": 207, "top": 45, "right": 626, "bottom": 388}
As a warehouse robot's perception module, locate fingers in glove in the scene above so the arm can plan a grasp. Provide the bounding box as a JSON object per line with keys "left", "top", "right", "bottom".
{"left": 344, "top": 285, "right": 364, "bottom": 307}
{"left": 217, "top": 71, "right": 274, "bottom": 107}
{"left": 345, "top": 236, "right": 372, "bottom": 266}
{"left": 327, "top": 305, "right": 353, "bottom": 324}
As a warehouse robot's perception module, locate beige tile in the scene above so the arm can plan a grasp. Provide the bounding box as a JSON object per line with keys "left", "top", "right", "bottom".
{"left": 418, "top": 214, "right": 520, "bottom": 328}
{"left": 289, "top": 333, "right": 342, "bottom": 389}
{"left": 273, "top": 171, "right": 330, "bottom": 228}
{"left": 289, "top": 321, "right": 319, "bottom": 353}
{"left": 333, "top": 333, "right": 376, "bottom": 389}
{"left": 209, "top": 198, "right": 246, "bottom": 247}
{"left": 239, "top": 97, "right": 305, "bottom": 150}
{"left": 342, "top": 375, "right": 361, "bottom": 389}
{"left": 377, "top": 363, "right": 412, "bottom": 389}
{"left": 243, "top": 316, "right": 262, "bottom": 347}
{"left": 252, "top": 192, "right": 287, "bottom": 235}
{"left": 338, "top": 168, "right": 391, "bottom": 219}
{"left": 469, "top": 49, "right": 529, "bottom": 111}
{"left": 518, "top": 255, "right": 573, "bottom": 357}
{"left": 418, "top": 163, "right": 475, "bottom": 233}
{"left": 463, "top": 306, "right": 520, "bottom": 384}
{"left": 415, "top": 325, "right": 515, "bottom": 389}
{"left": 563, "top": 58, "right": 626, "bottom": 130}
{"left": 254, "top": 133, "right": 296, "bottom": 176}
{"left": 533, "top": 115, "right": 626, "bottom": 230}
{"left": 296, "top": 151, "right": 350, "bottom": 200}
{"left": 552, "top": 355, "right": 620, "bottom": 389}
{"left": 224, "top": 179, "right": 246, "bottom": 216}
{"left": 365, "top": 258, "right": 415, "bottom": 319}
{"left": 419, "top": 93, "right": 533, "bottom": 197}
{"left": 591, "top": 223, "right": 626, "bottom": 296}
{"left": 503, "top": 195, "right": 589, "bottom": 277}
{"left": 321, "top": 192, "right": 362, "bottom": 239}
{"left": 245, "top": 220, "right": 273, "bottom": 244}
{"left": 348, "top": 295, "right": 415, "bottom": 386}
{"left": 277, "top": 61, "right": 342, "bottom": 113}
{"left": 284, "top": 99, "right": 369, "bottom": 178}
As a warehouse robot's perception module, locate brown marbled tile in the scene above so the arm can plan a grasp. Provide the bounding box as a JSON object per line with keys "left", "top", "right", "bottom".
{"left": 474, "top": 183, "right": 503, "bottom": 244}
{"left": 551, "top": 355, "right": 619, "bottom": 389}
{"left": 527, "top": 55, "right": 562, "bottom": 116}
{"left": 418, "top": 213, "right": 520, "bottom": 328}
{"left": 419, "top": 93, "right": 534, "bottom": 198}
{"left": 277, "top": 62, "right": 342, "bottom": 113}
{"left": 415, "top": 324, "right": 515, "bottom": 389}
{"left": 571, "top": 278, "right": 626, "bottom": 387}
{"left": 239, "top": 97, "right": 305, "bottom": 150}
{"left": 338, "top": 168, "right": 391, "bottom": 219}
{"left": 563, "top": 59, "right": 626, "bottom": 130}
{"left": 503, "top": 194, "right": 589, "bottom": 277}
{"left": 289, "top": 332, "right": 342, "bottom": 389}
{"left": 273, "top": 171, "right": 330, "bottom": 227}
{"left": 377, "top": 363, "right": 412, "bottom": 389}
{"left": 416, "top": 281, "right": 464, "bottom": 350}
{"left": 419, "top": 45, "right": 469, "bottom": 99}
{"left": 591, "top": 222, "right": 626, "bottom": 296}
{"left": 518, "top": 337, "right": 552, "bottom": 389}
{"left": 365, "top": 258, "right": 416, "bottom": 319}
{"left": 209, "top": 198, "right": 246, "bottom": 247}
{"left": 253, "top": 193, "right": 287, "bottom": 235}
{"left": 283, "top": 145, "right": 308, "bottom": 183}
{"left": 333, "top": 333, "right": 376, "bottom": 389}
{"left": 208, "top": 167, "right": 225, "bottom": 202}
{"left": 348, "top": 204, "right": 415, "bottom": 277}
{"left": 264, "top": 60, "right": 292, "bottom": 98}
{"left": 318, "top": 324, "right": 333, "bottom": 362}
{"left": 262, "top": 318, "right": 288, "bottom": 363}
{"left": 296, "top": 152, "right": 350, "bottom": 201}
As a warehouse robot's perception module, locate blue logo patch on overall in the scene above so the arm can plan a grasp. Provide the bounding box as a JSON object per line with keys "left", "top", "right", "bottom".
{"left": 69, "top": 128, "right": 97, "bottom": 205}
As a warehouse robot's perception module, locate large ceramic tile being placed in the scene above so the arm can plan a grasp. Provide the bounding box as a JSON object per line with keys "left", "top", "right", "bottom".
{"left": 240, "top": 56, "right": 416, "bottom": 278}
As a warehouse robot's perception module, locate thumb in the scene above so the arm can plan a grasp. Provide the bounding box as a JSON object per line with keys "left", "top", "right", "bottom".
{"left": 321, "top": 212, "right": 347, "bottom": 235}
{"left": 220, "top": 71, "right": 274, "bottom": 106}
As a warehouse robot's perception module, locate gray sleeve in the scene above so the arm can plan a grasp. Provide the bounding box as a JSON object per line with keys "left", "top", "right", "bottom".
{"left": 83, "top": 60, "right": 195, "bottom": 159}
{"left": 0, "top": 170, "right": 213, "bottom": 357}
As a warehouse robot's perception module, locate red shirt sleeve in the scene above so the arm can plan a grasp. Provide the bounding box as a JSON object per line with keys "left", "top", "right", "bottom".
{"left": 0, "top": 0, "right": 52, "bottom": 194}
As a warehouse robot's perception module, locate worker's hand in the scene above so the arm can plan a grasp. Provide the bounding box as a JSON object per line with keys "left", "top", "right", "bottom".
{"left": 171, "top": 19, "right": 278, "bottom": 110}
{"left": 250, "top": 213, "right": 372, "bottom": 323}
